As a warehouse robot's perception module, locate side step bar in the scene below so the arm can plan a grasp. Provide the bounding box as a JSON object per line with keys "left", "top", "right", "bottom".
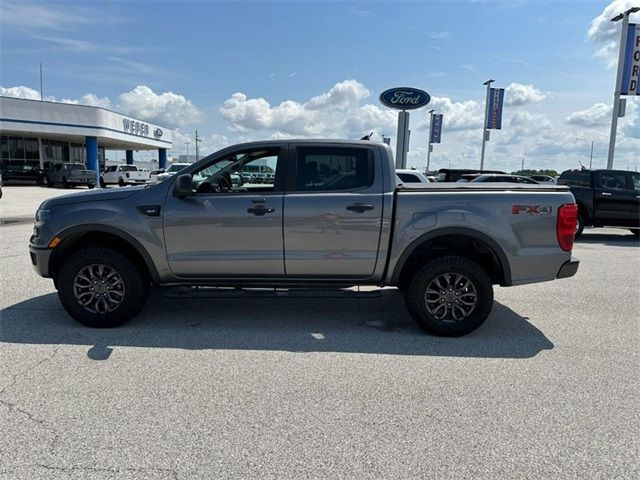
{"left": 160, "top": 286, "right": 384, "bottom": 299}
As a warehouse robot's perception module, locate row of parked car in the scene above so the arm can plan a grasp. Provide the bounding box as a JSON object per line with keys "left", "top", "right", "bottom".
{"left": 395, "top": 168, "right": 557, "bottom": 185}
{"left": 0, "top": 161, "right": 278, "bottom": 191}
{"left": 0, "top": 162, "right": 196, "bottom": 190}
{"left": 395, "top": 167, "right": 639, "bottom": 238}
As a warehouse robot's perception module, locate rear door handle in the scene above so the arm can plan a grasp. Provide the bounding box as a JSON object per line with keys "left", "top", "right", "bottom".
{"left": 347, "top": 203, "right": 374, "bottom": 213}
{"left": 247, "top": 205, "right": 275, "bottom": 216}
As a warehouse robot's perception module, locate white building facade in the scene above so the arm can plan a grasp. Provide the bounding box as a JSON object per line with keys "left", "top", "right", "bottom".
{"left": 0, "top": 97, "right": 173, "bottom": 180}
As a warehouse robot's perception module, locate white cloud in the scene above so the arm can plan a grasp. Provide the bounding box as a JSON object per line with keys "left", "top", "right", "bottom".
{"left": 305, "top": 79, "right": 370, "bottom": 110}
{"left": 565, "top": 103, "right": 612, "bottom": 127}
{"left": 2, "top": 84, "right": 202, "bottom": 129}
{"left": 427, "top": 31, "right": 451, "bottom": 40}
{"left": 0, "top": 85, "right": 42, "bottom": 100}
{"left": 0, "top": 2, "right": 90, "bottom": 31}
{"left": 117, "top": 86, "right": 204, "bottom": 128}
{"left": 219, "top": 79, "right": 393, "bottom": 138}
{"left": 423, "top": 96, "right": 483, "bottom": 131}
{"left": 504, "top": 83, "right": 547, "bottom": 106}
{"left": 80, "top": 93, "right": 112, "bottom": 109}
{"left": 588, "top": 1, "right": 640, "bottom": 67}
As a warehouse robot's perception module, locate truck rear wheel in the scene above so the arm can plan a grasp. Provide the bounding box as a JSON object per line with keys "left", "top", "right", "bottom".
{"left": 404, "top": 255, "right": 493, "bottom": 336}
{"left": 575, "top": 214, "right": 585, "bottom": 240}
{"left": 57, "top": 247, "right": 149, "bottom": 328}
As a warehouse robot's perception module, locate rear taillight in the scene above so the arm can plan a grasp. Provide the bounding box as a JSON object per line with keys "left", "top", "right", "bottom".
{"left": 557, "top": 203, "right": 578, "bottom": 252}
{"left": 125, "top": 173, "right": 130, "bottom": 178}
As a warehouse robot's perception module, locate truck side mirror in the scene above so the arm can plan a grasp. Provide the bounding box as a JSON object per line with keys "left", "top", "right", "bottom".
{"left": 174, "top": 173, "right": 193, "bottom": 198}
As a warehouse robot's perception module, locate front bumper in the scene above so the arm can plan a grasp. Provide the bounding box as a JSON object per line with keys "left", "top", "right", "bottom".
{"left": 557, "top": 257, "right": 579, "bottom": 279}
{"left": 29, "top": 244, "right": 52, "bottom": 277}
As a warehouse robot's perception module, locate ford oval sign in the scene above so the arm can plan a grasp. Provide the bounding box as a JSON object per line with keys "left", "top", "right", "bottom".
{"left": 379, "top": 87, "right": 431, "bottom": 110}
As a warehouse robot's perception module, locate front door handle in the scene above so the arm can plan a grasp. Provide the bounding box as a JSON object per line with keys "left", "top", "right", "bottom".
{"left": 347, "top": 203, "right": 374, "bottom": 213}
{"left": 247, "top": 205, "right": 275, "bottom": 216}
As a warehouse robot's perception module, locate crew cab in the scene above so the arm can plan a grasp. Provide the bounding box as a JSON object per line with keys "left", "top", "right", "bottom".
{"left": 100, "top": 165, "right": 149, "bottom": 187}
{"left": 45, "top": 163, "right": 96, "bottom": 189}
{"left": 29, "top": 140, "right": 579, "bottom": 336}
{"left": 557, "top": 169, "right": 639, "bottom": 238}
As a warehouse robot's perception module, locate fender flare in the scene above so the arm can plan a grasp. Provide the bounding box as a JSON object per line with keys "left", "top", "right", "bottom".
{"left": 389, "top": 227, "right": 512, "bottom": 286}
{"left": 52, "top": 224, "right": 161, "bottom": 284}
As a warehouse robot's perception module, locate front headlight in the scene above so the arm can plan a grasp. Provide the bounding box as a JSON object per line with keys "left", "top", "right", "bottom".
{"left": 35, "top": 209, "right": 52, "bottom": 224}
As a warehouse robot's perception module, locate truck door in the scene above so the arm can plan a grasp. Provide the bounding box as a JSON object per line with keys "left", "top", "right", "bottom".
{"left": 163, "top": 147, "right": 286, "bottom": 278}
{"left": 283, "top": 145, "right": 384, "bottom": 278}
{"left": 594, "top": 171, "right": 637, "bottom": 225}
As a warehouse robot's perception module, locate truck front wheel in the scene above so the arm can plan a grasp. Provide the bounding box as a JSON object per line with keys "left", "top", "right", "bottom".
{"left": 57, "top": 247, "right": 150, "bottom": 328}
{"left": 404, "top": 255, "right": 493, "bottom": 336}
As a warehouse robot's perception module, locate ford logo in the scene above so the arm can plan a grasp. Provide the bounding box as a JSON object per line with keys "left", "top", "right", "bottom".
{"left": 154, "top": 128, "right": 163, "bottom": 138}
{"left": 379, "top": 87, "right": 431, "bottom": 110}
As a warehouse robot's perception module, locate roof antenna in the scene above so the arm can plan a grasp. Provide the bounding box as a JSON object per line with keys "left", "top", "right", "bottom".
{"left": 360, "top": 132, "right": 373, "bottom": 141}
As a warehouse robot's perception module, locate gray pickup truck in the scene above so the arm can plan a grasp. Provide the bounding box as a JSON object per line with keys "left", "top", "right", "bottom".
{"left": 30, "top": 140, "right": 579, "bottom": 336}
{"left": 45, "top": 163, "right": 96, "bottom": 189}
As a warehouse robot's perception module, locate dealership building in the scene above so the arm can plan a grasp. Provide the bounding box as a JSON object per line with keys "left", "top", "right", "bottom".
{"left": 0, "top": 96, "right": 173, "bottom": 179}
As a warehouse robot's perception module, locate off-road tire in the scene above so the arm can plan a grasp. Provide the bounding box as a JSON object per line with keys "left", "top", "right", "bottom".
{"left": 57, "top": 247, "right": 149, "bottom": 328}
{"left": 404, "top": 255, "right": 494, "bottom": 336}
{"left": 575, "top": 214, "right": 585, "bottom": 240}
{"left": 99, "top": 177, "right": 106, "bottom": 188}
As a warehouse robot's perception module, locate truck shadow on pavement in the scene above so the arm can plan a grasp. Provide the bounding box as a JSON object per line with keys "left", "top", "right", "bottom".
{"left": 576, "top": 231, "right": 639, "bottom": 247}
{"left": 1, "top": 289, "right": 554, "bottom": 360}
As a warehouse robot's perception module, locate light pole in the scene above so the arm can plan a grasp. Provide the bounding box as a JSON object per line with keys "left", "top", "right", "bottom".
{"left": 185, "top": 139, "right": 191, "bottom": 160}
{"left": 480, "top": 79, "right": 494, "bottom": 170}
{"left": 574, "top": 137, "right": 595, "bottom": 169}
{"left": 426, "top": 109, "right": 435, "bottom": 172}
{"left": 606, "top": 7, "right": 640, "bottom": 169}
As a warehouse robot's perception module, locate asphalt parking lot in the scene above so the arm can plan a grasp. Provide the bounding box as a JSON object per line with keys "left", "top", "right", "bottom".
{"left": 1, "top": 185, "right": 638, "bottom": 479}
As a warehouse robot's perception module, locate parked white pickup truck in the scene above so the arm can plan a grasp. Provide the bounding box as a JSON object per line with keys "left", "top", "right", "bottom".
{"left": 100, "top": 165, "right": 149, "bottom": 187}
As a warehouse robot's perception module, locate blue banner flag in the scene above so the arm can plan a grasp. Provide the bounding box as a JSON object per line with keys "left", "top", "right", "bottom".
{"left": 486, "top": 88, "right": 505, "bottom": 129}
{"left": 430, "top": 114, "right": 443, "bottom": 143}
{"left": 621, "top": 24, "right": 640, "bottom": 96}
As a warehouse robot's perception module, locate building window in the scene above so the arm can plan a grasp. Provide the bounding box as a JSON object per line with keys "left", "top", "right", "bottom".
{"left": 0, "top": 135, "right": 40, "bottom": 168}
{"left": 42, "top": 139, "right": 69, "bottom": 169}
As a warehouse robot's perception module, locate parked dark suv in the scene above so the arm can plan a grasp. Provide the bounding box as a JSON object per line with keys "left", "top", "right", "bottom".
{"left": 0, "top": 163, "right": 45, "bottom": 184}
{"left": 557, "top": 169, "right": 639, "bottom": 238}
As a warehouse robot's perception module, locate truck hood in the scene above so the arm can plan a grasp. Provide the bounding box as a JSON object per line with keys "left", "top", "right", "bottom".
{"left": 41, "top": 186, "right": 144, "bottom": 209}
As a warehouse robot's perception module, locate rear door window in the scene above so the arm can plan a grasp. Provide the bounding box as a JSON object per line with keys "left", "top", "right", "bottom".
{"left": 397, "top": 173, "right": 420, "bottom": 183}
{"left": 295, "top": 147, "right": 373, "bottom": 192}
{"left": 598, "top": 172, "right": 630, "bottom": 190}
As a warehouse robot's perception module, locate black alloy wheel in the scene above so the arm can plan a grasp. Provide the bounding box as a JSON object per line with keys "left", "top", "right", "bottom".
{"left": 404, "top": 255, "right": 494, "bottom": 336}
{"left": 57, "top": 247, "right": 150, "bottom": 328}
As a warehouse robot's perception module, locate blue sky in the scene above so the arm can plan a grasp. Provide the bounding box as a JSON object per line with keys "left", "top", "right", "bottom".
{"left": 1, "top": 0, "right": 639, "bottom": 172}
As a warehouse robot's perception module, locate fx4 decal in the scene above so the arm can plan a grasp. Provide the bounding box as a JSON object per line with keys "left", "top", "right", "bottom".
{"left": 512, "top": 205, "right": 553, "bottom": 215}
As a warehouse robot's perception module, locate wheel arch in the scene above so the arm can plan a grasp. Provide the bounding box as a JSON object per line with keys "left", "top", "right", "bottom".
{"left": 390, "top": 227, "right": 512, "bottom": 288}
{"left": 49, "top": 225, "right": 160, "bottom": 285}
{"left": 576, "top": 202, "right": 591, "bottom": 225}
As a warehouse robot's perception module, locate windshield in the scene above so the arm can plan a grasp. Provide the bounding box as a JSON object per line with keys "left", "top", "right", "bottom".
{"left": 168, "top": 164, "right": 188, "bottom": 173}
